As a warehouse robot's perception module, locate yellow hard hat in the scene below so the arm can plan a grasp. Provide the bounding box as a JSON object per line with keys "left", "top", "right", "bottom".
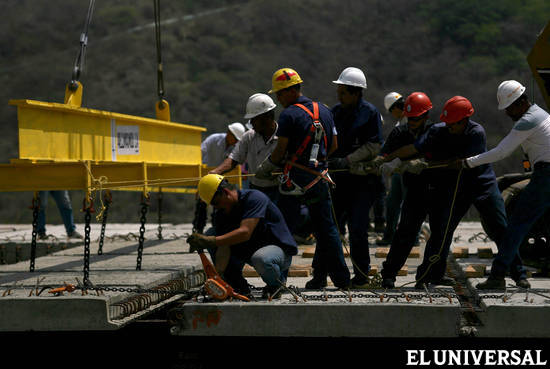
{"left": 198, "top": 174, "right": 224, "bottom": 205}
{"left": 269, "top": 68, "right": 303, "bottom": 94}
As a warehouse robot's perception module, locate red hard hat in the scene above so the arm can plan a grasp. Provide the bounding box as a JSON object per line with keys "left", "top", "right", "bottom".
{"left": 440, "top": 96, "right": 474, "bottom": 125}
{"left": 404, "top": 92, "right": 432, "bottom": 117}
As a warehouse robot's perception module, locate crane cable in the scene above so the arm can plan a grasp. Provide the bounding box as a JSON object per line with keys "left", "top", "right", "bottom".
{"left": 154, "top": 0, "right": 166, "bottom": 107}
{"left": 69, "top": 0, "right": 95, "bottom": 91}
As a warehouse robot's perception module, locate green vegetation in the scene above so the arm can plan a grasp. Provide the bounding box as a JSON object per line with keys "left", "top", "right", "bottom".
{"left": 0, "top": 0, "right": 548, "bottom": 224}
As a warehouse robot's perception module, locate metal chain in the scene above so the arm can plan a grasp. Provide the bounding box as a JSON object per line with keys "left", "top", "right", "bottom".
{"left": 97, "top": 194, "right": 111, "bottom": 255}
{"left": 157, "top": 189, "right": 163, "bottom": 240}
{"left": 29, "top": 194, "right": 40, "bottom": 272}
{"left": 136, "top": 197, "right": 149, "bottom": 270}
{"left": 83, "top": 207, "right": 92, "bottom": 286}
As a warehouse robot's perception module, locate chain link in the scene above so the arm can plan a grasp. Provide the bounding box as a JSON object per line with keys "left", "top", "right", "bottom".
{"left": 97, "top": 195, "right": 110, "bottom": 255}
{"left": 157, "top": 190, "right": 163, "bottom": 240}
{"left": 29, "top": 194, "right": 40, "bottom": 272}
{"left": 136, "top": 197, "right": 149, "bottom": 270}
{"left": 83, "top": 207, "right": 92, "bottom": 286}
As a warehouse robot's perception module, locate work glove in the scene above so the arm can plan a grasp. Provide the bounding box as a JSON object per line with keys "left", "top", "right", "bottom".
{"left": 255, "top": 157, "right": 281, "bottom": 180}
{"left": 186, "top": 232, "right": 216, "bottom": 253}
{"left": 380, "top": 158, "right": 402, "bottom": 177}
{"left": 328, "top": 157, "right": 349, "bottom": 169}
{"left": 402, "top": 159, "right": 429, "bottom": 174}
{"left": 348, "top": 155, "right": 385, "bottom": 176}
{"left": 346, "top": 142, "right": 381, "bottom": 163}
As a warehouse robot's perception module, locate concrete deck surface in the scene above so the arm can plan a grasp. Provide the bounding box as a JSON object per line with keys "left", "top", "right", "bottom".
{"left": 1, "top": 221, "right": 549, "bottom": 337}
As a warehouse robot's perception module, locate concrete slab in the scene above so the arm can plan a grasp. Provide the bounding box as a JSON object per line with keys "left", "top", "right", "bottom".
{"left": 0, "top": 225, "right": 205, "bottom": 331}
{"left": 2, "top": 221, "right": 550, "bottom": 338}
{"left": 170, "top": 298, "right": 461, "bottom": 337}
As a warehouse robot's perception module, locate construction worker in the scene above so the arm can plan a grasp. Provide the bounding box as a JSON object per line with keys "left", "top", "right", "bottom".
{"left": 192, "top": 122, "right": 246, "bottom": 233}
{"left": 384, "top": 95, "right": 528, "bottom": 289}
{"left": 377, "top": 92, "right": 434, "bottom": 289}
{"left": 37, "top": 190, "right": 83, "bottom": 240}
{"left": 377, "top": 92, "right": 408, "bottom": 246}
{"left": 384, "top": 92, "right": 407, "bottom": 126}
{"left": 460, "top": 80, "right": 547, "bottom": 289}
{"left": 256, "top": 67, "right": 351, "bottom": 289}
{"left": 327, "top": 66, "right": 384, "bottom": 288}
{"left": 210, "top": 93, "right": 280, "bottom": 204}
{"left": 187, "top": 174, "right": 297, "bottom": 298}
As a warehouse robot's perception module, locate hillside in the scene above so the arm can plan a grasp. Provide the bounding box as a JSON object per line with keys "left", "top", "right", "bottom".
{"left": 0, "top": 0, "right": 548, "bottom": 224}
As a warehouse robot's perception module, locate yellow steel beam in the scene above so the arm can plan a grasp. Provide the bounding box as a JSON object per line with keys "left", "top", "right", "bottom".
{"left": 528, "top": 20, "right": 550, "bottom": 111}
{"left": 0, "top": 160, "right": 242, "bottom": 194}
{"left": 9, "top": 99, "right": 206, "bottom": 164}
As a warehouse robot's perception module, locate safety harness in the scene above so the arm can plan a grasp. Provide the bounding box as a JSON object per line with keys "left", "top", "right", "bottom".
{"left": 280, "top": 102, "right": 335, "bottom": 195}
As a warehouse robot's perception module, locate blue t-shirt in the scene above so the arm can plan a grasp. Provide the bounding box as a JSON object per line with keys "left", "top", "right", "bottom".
{"left": 214, "top": 189, "right": 297, "bottom": 261}
{"left": 414, "top": 120, "right": 497, "bottom": 197}
{"left": 277, "top": 95, "right": 335, "bottom": 170}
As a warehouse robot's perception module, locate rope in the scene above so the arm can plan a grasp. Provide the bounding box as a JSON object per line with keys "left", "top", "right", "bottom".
{"left": 398, "top": 167, "right": 464, "bottom": 289}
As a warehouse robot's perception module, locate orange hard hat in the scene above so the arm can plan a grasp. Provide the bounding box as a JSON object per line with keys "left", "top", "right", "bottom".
{"left": 440, "top": 96, "right": 474, "bottom": 125}
{"left": 404, "top": 92, "right": 432, "bottom": 117}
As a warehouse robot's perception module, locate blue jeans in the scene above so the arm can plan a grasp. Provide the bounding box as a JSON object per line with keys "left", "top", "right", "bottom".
{"left": 278, "top": 170, "right": 350, "bottom": 286}
{"left": 206, "top": 230, "right": 291, "bottom": 291}
{"left": 490, "top": 165, "right": 550, "bottom": 278}
{"left": 37, "top": 190, "right": 76, "bottom": 235}
{"left": 250, "top": 245, "right": 292, "bottom": 287}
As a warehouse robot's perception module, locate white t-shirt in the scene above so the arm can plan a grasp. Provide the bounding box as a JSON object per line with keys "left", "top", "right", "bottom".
{"left": 229, "top": 125, "right": 279, "bottom": 187}
{"left": 466, "top": 104, "right": 550, "bottom": 168}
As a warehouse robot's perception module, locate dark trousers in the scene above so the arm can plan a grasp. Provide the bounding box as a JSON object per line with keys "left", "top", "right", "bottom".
{"left": 278, "top": 171, "right": 350, "bottom": 286}
{"left": 417, "top": 179, "right": 526, "bottom": 282}
{"left": 490, "top": 165, "right": 550, "bottom": 279}
{"left": 381, "top": 178, "right": 429, "bottom": 280}
{"left": 332, "top": 180, "right": 376, "bottom": 283}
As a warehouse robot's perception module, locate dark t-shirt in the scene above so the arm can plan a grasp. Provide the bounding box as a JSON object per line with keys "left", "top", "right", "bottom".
{"left": 277, "top": 95, "right": 335, "bottom": 170}
{"left": 414, "top": 120, "right": 497, "bottom": 198}
{"left": 214, "top": 189, "right": 297, "bottom": 261}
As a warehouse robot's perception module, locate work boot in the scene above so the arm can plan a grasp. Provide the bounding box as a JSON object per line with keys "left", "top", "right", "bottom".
{"left": 350, "top": 276, "right": 370, "bottom": 289}
{"left": 382, "top": 278, "right": 395, "bottom": 289}
{"left": 476, "top": 276, "right": 505, "bottom": 290}
{"left": 305, "top": 276, "right": 328, "bottom": 289}
{"left": 515, "top": 278, "right": 531, "bottom": 289}
{"left": 68, "top": 230, "right": 83, "bottom": 239}
{"left": 261, "top": 285, "right": 282, "bottom": 299}
{"left": 38, "top": 232, "right": 48, "bottom": 240}
{"left": 430, "top": 276, "right": 456, "bottom": 286}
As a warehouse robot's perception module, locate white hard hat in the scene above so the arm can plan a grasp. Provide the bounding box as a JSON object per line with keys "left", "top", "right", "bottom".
{"left": 332, "top": 67, "right": 367, "bottom": 89}
{"left": 384, "top": 92, "right": 403, "bottom": 111}
{"left": 497, "top": 80, "right": 526, "bottom": 110}
{"left": 227, "top": 122, "right": 246, "bottom": 141}
{"left": 244, "top": 93, "right": 276, "bottom": 119}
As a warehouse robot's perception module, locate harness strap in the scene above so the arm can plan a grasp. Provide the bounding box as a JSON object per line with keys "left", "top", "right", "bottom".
{"left": 281, "top": 102, "right": 330, "bottom": 191}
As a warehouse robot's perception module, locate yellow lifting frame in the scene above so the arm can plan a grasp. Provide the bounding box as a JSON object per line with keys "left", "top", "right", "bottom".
{"left": 11, "top": 98, "right": 205, "bottom": 165}
{"left": 0, "top": 160, "right": 242, "bottom": 194}
{"left": 1, "top": 81, "right": 243, "bottom": 200}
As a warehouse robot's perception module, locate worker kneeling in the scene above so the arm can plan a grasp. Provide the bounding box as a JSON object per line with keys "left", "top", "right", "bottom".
{"left": 188, "top": 174, "right": 298, "bottom": 299}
